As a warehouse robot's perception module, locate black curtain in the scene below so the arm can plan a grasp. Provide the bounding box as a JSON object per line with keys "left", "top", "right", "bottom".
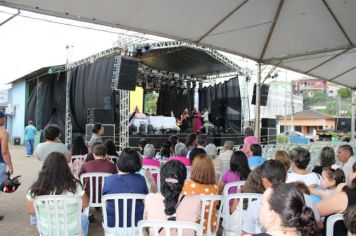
{"left": 68, "top": 55, "right": 116, "bottom": 133}
{"left": 25, "top": 72, "right": 67, "bottom": 140}
{"left": 156, "top": 86, "right": 194, "bottom": 118}
{"left": 198, "top": 77, "right": 241, "bottom": 133}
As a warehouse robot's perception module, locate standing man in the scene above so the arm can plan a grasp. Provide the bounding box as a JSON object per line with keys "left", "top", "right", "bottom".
{"left": 0, "top": 111, "right": 13, "bottom": 183}
{"left": 24, "top": 120, "right": 37, "bottom": 157}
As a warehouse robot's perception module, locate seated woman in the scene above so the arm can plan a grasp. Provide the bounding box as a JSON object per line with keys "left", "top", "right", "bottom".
{"left": 218, "top": 151, "right": 251, "bottom": 195}
{"left": 312, "top": 146, "right": 335, "bottom": 175}
{"left": 182, "top": 154, "right": 218, "bottom": 233}
{"left": 258, "top": 183, "right": 317, "bottom": 236}
{"left": 286, "top": 147, "right": 320, "bottom": 186}
{"left": 168, "top": 143, "right": 190, "bottom": 166}
{"left": 104, "top": 139, "right": 119, "bottom": 164}
{"left": 155, "top": 141, "right": 172, "bottom": 164}
{"left": 102, "top": 148, "right": 148, "bottom": 229}
{"left": 26, "top": 152, "right": 89, "bottom": 236}
{"left": 144, "top": 160, "right": 200, "bottom": 236}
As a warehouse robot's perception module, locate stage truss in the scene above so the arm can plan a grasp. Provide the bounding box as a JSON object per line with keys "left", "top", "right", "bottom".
{"left": 136, "top": 41, "right": 249, "bottom": 132}
{"left": 64, "top": 40, "right": 246, "bottom": 146}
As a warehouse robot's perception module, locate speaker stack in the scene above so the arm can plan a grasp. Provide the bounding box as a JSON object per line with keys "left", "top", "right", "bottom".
{"left": 260, "top": 118, "right": 277, "bottom": 144}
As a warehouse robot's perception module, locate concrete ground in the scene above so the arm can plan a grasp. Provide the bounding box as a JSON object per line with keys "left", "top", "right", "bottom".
{"left": 0, "top": 145, "right": 103, "bottom": 236}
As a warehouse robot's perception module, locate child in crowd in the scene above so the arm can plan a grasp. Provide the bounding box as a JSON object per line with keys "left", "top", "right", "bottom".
{"left": 309, "top": 164, "right": 345, "bottom": 203}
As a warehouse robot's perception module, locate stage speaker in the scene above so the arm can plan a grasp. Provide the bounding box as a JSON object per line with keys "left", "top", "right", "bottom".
{"left": 87, "top": 108, "right": 114, "bottom": 124}
{"left": 112, "top": 56, "right": 139, "bottom": 91}
{"left": 261, "top": 118, "right": 277, "bottom": 128}
{"left": 336, "top": 118, "right": 356, "bottom": 132}
{"left": 252, "top": 84, "right": 269, "bottom": 106}
{"left": 85, "top": 124, "right": 115, "bottom": 143}
{"left": 261, "top": 127, "right": 277, "bottom": 145}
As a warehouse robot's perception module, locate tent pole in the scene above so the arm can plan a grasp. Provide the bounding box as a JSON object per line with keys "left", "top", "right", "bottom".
{"left": 0, "top": 10, "right": 20, "bottom": 27}
{"left": 255, "top": 63, "right": 261, "bottom": 142}
{"left": 352, "top": 89, "right": 355, "bottom": 141}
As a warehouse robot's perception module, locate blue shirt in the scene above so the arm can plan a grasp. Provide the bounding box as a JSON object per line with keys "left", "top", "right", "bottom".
{"left": 248, "top": 155, "right": 266, "bottom": 170}
{"left": 24, "top": 125, "right": 37, "bottom": 140}
{"left": 102, "top": 173, "right": 148, "bottom": 227}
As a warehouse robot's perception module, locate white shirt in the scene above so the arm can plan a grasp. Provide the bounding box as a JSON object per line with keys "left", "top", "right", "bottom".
{"left": 343, "top": 156, "right": 356, "bottom": 186}
{"left": 218, "top": 149, "right": 233, "bottom": 162}
{"left": 286, "top": 172, "right": 321, "bottom": 186}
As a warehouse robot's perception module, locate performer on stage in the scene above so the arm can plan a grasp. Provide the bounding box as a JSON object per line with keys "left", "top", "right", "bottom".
{"left": 202, "top": 108, "right": 214, "bottom": 134}
{"left": 192, "top": 108, "right": 202, "bottom": 134}
{"left": 180, "top": 108, "right": 189, "bottom": 133}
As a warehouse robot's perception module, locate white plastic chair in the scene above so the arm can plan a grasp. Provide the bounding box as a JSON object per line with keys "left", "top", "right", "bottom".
{"left": 34, "top": 195, "right": 83, "bottom": 236}
{"left": 101, "top": 193, "right": 146, "bottom": 236}
{"left": 223, "top": 181, "right": 246, "bottom": 196}
{"left": 108, "top": 155, "right": 118, "bottom": 164}
{"left": 80, "top": 172, "right": 111, "bottom": 208}
{"left": 221, "top": 193, "right": 262, "bottom": 236}
{"left": 142, "top": 165, "right": 160, "bottom": 191}
{"left": 214, "top": 166, "right": 222, "bottom": 183}
{"left": 70, "top": 155, "right": 86, "bottom": 179}
{"left": 199, "top": 195, "right": 223, "bottom": 236}
{"left": 221, "top": 160, "right": 230, "bottom": 177}
{"left": 138, "top": 220, "right": 203, "bottom": 236}
{"left": 326, "top": 213, "right": 344, "bottom": 236}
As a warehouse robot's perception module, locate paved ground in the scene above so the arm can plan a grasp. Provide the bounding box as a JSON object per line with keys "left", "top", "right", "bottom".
{"left": 0, "top": 145, "right": 103, "bottom": 236}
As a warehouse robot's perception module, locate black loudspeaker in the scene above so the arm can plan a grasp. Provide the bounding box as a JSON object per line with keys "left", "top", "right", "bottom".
{"left": 261, "top": 127, "right": 277, "bottom": 144}
{"left": 87, "top": 109, "right": 114, "bottom": 124}
{"left": 261, "top": 118, "right": 277, "bottom": 128}
{"left": 113, "top": 56, "right": 139, "bottom": 91}
{"left": 252, "top": 84, "right": 269, "bottom": 106}
{"left": 336, "top": 118, "right": 356, "bottom": 132}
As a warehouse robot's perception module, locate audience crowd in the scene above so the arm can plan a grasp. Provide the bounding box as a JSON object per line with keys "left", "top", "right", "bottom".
{"left": 26, "top": 124, "right": 356, "bottom": 236}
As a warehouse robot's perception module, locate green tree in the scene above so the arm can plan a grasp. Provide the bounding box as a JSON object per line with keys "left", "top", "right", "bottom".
{"left": 144, "top": 91, "right": 159, "bottom": 114}
{"left": 338, "top": 87, "right": 352, "bottom": 98}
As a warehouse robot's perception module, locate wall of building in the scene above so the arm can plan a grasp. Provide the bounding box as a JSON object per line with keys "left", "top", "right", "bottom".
{"left": 7, "top": 82, "right": 26, "bottom": 144}
{"left": 278, "top": 118, "right": 335, "bottom": 134}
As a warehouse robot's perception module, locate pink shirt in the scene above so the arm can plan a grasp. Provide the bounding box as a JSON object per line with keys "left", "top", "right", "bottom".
{"left": 143, "top": 158, "right": 160, "bottom": 167}
{"left": 242, "top": 136, "right": 258, "bottom": 158}
{"left": 144, "top": 193, "right": 200, "bottom": 236}
{"left": 168, "top": 156, "right": 191, "bottom": 166}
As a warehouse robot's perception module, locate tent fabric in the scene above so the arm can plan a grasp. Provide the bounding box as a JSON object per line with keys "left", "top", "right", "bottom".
{"left": 140, "top": 46, "right": 235, "bottom": 76}
{"left": 25, "top": 72, "right": 66, "bottom": 139}
{"left": 199, "top": 77, "right": 241, "bottom": 133}
{"left": 2, "top": 0, "right": 356, "bottom": 88}
{"left": 68, "top": 55, "right": 116, "bottom": 133}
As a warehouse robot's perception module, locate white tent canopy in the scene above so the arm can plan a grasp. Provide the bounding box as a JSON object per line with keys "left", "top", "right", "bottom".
{"left": 1, "top": 0, "right": 356, "bottom": 88}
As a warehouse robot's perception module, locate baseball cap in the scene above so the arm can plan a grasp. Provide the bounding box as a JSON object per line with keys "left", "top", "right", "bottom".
{"left": 0, "top": 111, "right": 5, "bottom": 118}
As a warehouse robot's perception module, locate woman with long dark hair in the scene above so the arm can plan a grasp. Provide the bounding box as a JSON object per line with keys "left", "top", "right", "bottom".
{"left": 185, "top": 133, "right": 197, "bottom": 151}
{"left": 144, "top": 160, "right": 200, "bottom": 235}
{"left": 218, "top": 151, "right": 251, "bottom": 194}
{"left": 155, "top": 141, "right": 172, "bottom": 164}
{"left": 71, "top": 135, "right": 88, "bottom": 156}
{"left": 258, "top": 183, "right": 318, "bottom": 236}
{"left": 26, "top": 152, "right": 89, "bottom": 236}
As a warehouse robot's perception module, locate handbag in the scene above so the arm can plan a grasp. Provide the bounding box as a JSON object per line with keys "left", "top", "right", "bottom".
{"left": 0, "top": 172, "right": 21, "bottom": 193}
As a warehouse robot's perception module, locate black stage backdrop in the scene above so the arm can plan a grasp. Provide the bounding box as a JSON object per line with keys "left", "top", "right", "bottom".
{"left": 68, "top": 55, "right": 116, "bottom": 133}
{"left": 25, "top": 72, "right": 67, "bottom": 140}
{"left": 156, "top": 87, "right": 194, "bottom": 117}
{"left": 199, "top": 77, "right": 241, "bottom": 133}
